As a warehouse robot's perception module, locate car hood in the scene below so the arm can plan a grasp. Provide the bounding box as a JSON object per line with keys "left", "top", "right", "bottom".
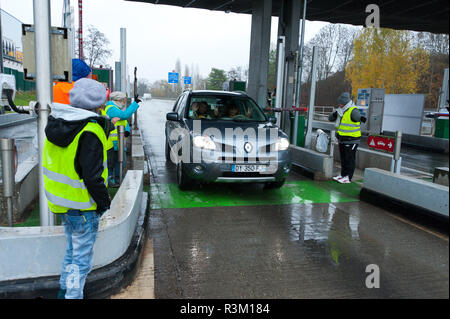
{"left": 186, "top": 119, "right": 283, "bottom": 133}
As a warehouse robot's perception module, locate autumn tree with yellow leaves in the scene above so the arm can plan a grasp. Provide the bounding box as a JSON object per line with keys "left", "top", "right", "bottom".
{"left": 346, "top": 27, "right": 430, "bottom": 98}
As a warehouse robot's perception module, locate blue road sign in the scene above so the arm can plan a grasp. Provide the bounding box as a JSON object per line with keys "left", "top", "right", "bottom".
{"left": 184, "top": 76, "right": 192, "bottom": 85}
{"left": 168, "top": 72, "right": 179, "bottom": 84}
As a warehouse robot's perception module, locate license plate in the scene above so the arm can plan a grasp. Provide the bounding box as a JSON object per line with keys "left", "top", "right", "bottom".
{"left": 232, "top": 165, "right": 267, "bottom": 173}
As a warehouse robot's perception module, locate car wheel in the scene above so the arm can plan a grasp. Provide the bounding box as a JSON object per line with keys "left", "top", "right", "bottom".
{"left": 177, "top": 162, "right": 192, "bottom": 190}
{"left": 264, "top": 179, "right": 285, "bottom": 189}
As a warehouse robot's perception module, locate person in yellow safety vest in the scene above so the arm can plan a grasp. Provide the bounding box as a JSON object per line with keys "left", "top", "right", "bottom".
{"left": 328, "top": 92, "right": 367, "bottom": 184}
{"left": 99, "top": 106, "right": 120, "bottom": 153}
{"left": 105, "top": 91, "right": 141, "bottom": 187}
{"left": 43, "top": 78, "right": 114, "bottom": 299}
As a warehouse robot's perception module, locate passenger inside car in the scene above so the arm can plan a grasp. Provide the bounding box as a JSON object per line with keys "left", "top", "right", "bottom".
{"left": 191, "top": 101, "right": 220, "bottom": 119}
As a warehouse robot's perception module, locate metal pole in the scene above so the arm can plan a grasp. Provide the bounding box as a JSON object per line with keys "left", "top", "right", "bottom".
{"left": 0, "top": 3, "right": 4, "bottom": 74}
{"left": 115, "top": 61, "right": 121, "bottom": 91}
{"left": 33, "top": 0, "right": 53, "bottom": 226}
{"left": 120, "top": 28, "right": 127, "bottom": 96}
{"left": 304, "top": 46, "right": 318, "bottom": 149}
{"left": 117, "top": 125, "right": 125, "bottom": 184}
{"left": 1, "top": 138, "right": 15, "bottom": 226}
{"left": 275, "top": 36, "right": 285, "bottom": 127}
{"left": 394, "top": 130, "right": 402, "bottom": 174}
{"left": 78, "top": 0, "right": 83, "bottom": 60}
{"left": 292, "top": 0, "right": 307, "bottom": 145}
{"left": 329, "top": 130, "right": 336, "bottom": 158}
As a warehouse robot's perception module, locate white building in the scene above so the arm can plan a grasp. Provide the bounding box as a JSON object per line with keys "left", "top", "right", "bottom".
{"left": 1, "top": 9, "right": 24, "bottom": 72}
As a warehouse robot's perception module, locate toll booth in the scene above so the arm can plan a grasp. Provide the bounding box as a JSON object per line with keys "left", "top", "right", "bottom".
{"left": 92, "top": 67, "right": 114, "bottom": 91}
{"left": 356, "top": 88, "right": 385, "bottom": 135}
{"left": 229, "top": 80, "right": 246, "bottom": 92}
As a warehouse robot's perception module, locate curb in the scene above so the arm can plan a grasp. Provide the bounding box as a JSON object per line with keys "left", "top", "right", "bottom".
{"left": 360, "top": 188, "right": 448, "bottom": 234}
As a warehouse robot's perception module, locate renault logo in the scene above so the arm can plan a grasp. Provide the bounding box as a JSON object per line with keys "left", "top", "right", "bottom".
{"left": 244, "top": 142, "right": 252, "bottom": 153}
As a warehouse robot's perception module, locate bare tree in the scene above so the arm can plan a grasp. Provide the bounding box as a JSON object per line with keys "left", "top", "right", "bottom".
{"left": 83, "top": 25, "right": 112, "bottom": 68}
{"left": 137, "top": 78, "right": 151, "bottom": 96}
{"left": 302, "top": 24, "right": 358, "bottom": 81}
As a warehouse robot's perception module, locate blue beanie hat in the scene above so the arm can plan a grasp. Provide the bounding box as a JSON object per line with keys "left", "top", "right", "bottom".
{"left": 72, "top": 59, "right": 91, "bottom": 81}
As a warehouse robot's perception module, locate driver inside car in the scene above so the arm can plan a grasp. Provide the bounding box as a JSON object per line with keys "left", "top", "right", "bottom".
{"left": 224, "top": 103, "right": 251, "bottom": 118}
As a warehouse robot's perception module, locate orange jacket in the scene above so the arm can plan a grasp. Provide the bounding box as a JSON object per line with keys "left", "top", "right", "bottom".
{"left": 53, "top": 82, "right": 74, "bottom": 104}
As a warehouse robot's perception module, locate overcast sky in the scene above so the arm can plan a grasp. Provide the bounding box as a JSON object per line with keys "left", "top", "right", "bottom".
{"left": 1, "top": 0, "right": 329, "bottom": 83}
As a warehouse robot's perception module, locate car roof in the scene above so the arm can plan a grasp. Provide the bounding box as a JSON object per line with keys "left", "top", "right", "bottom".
{"left": 188, "top": 90, "right": 248, "bottom": 97}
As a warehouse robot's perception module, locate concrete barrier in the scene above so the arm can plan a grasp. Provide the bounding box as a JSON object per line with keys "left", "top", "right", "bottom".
{"left": 131, "top": 129, "right": 145, "bottom": 171}
{"left": 0, "top": 170, "right": 144, "bottom": 281}
{"left": 289, "top": 145, "right": 333, "bottom": 180}
{"left": 312, "top": 120, "right": 449, "bottom": 153}
{"left": 362, "top": 168, "right": 449, "bottom": 219}
{"left": 433, "top": 167, "right": 449, "bottom": 186}
{"left": 333, "top": 144, "right": 394, "bottom": 171}
{"left": 384, "top": 131, "right": 449, "bottom": 154}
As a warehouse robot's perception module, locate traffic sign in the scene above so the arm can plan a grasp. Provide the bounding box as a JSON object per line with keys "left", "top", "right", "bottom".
{"left": 184, "top": 76, "right": 191, "bottom": 85}
{"left": 367, "top": 135, "right": 395, "bottom": 152}
{"left": 168, "top": 72, "right": 179, "bottom": 84}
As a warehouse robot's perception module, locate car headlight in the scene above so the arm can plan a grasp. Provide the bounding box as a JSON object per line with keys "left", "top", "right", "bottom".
{"left": 274, "top": 137, "right": 290, "bottom": 151}
{"left": 193, "top": 135, "right": 216, "bottom": 150}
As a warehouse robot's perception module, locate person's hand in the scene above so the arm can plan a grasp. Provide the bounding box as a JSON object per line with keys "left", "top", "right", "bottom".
{"left": 246, "top": 109, "right": 252, "bottom": 118}
{"left": 192, "top": 103, "right": 199, "bottom": 112}
{"left": 360, "top": 116, "right": 367, "bottom": 123}
{"left": 214, "top": 106, "right": 219, "bottom": 117}
{"left": 134, "top": 95, "right": 142, "bottom": 103}
{"left": 111, "top": 117, "right": 120, "bottom": 125}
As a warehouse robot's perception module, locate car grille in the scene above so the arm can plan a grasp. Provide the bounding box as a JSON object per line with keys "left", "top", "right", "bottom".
{"left": 218, "top": 156, "right": 276, "bottom": 162}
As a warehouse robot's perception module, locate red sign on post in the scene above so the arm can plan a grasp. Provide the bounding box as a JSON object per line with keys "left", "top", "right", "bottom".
{"left": 367, "top": 135, "right": 395, "bottom": 153}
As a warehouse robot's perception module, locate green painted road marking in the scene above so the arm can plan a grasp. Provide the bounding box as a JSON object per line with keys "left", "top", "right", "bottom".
{"left": 151, "top": 180, "right": 361, "bottom": 209}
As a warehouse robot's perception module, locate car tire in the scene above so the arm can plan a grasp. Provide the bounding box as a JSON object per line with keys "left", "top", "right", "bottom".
{"left": 264, "top": 179, "right": 286, "bottom": 189}
{"left": 177, "top": 162, "right": 193, "bottom": 190}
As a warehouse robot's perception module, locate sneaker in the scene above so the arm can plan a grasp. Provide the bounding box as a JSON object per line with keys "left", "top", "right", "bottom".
{"left": 338, "top": 176, "right": 351, "bottom": 184}
{"left": 332, "top": 175, "right": 342, "bottom": 181}
{"left": 109, "top": 182, "right": 120, "bottom": 188}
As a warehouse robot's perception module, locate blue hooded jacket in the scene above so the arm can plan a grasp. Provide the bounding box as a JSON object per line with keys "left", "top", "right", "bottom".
{"left": 105, "top": 100, "right": 139, "bottom": 151}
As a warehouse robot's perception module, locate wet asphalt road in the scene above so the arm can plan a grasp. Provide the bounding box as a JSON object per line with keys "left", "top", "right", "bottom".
{"left": 138, "top": 99, "right": 449, "bottom": 299}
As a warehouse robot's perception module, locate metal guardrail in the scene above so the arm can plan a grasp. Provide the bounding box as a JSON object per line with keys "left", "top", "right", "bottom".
{"left": 0, "top": 113, "right": 36, "bottom": 129}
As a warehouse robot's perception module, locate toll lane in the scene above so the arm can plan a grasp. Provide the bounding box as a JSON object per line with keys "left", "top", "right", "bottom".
{"left": 138, "top": 98, "right": 449, "bottom": 299}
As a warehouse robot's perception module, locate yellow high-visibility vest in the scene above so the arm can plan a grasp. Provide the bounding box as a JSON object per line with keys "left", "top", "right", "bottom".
{"left": 43, "top": 122, "right": 108, "bottom": 213}
{"left": 105, "top": 104, "right": 128, "bottom": 148}
{"left": 100, "top": 108, "right": 114, "bottom": 150}
{"left": 337, "top": 106, "right": 361, "bottom": 138}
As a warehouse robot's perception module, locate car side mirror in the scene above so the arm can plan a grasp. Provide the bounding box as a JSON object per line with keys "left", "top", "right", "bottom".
{"left": 166, "top": 112, "right": 179, "bottom": 121}
{"left": 269, "top": 117, "right": 277, "bottom": 124}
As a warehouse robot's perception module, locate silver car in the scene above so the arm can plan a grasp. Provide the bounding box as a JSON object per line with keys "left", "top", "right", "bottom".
{"left": 165, "top": 90, "right": 291, "bottom": 190}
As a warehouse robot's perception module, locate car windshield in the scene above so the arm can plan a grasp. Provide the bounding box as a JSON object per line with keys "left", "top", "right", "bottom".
{"left": 187, "top": 95, "right": 267, "bottom": 122}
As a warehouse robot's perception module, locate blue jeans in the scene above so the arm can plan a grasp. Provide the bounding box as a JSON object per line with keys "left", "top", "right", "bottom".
{"left": 59, "top": 210, "right": 100, "bottom": 299}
